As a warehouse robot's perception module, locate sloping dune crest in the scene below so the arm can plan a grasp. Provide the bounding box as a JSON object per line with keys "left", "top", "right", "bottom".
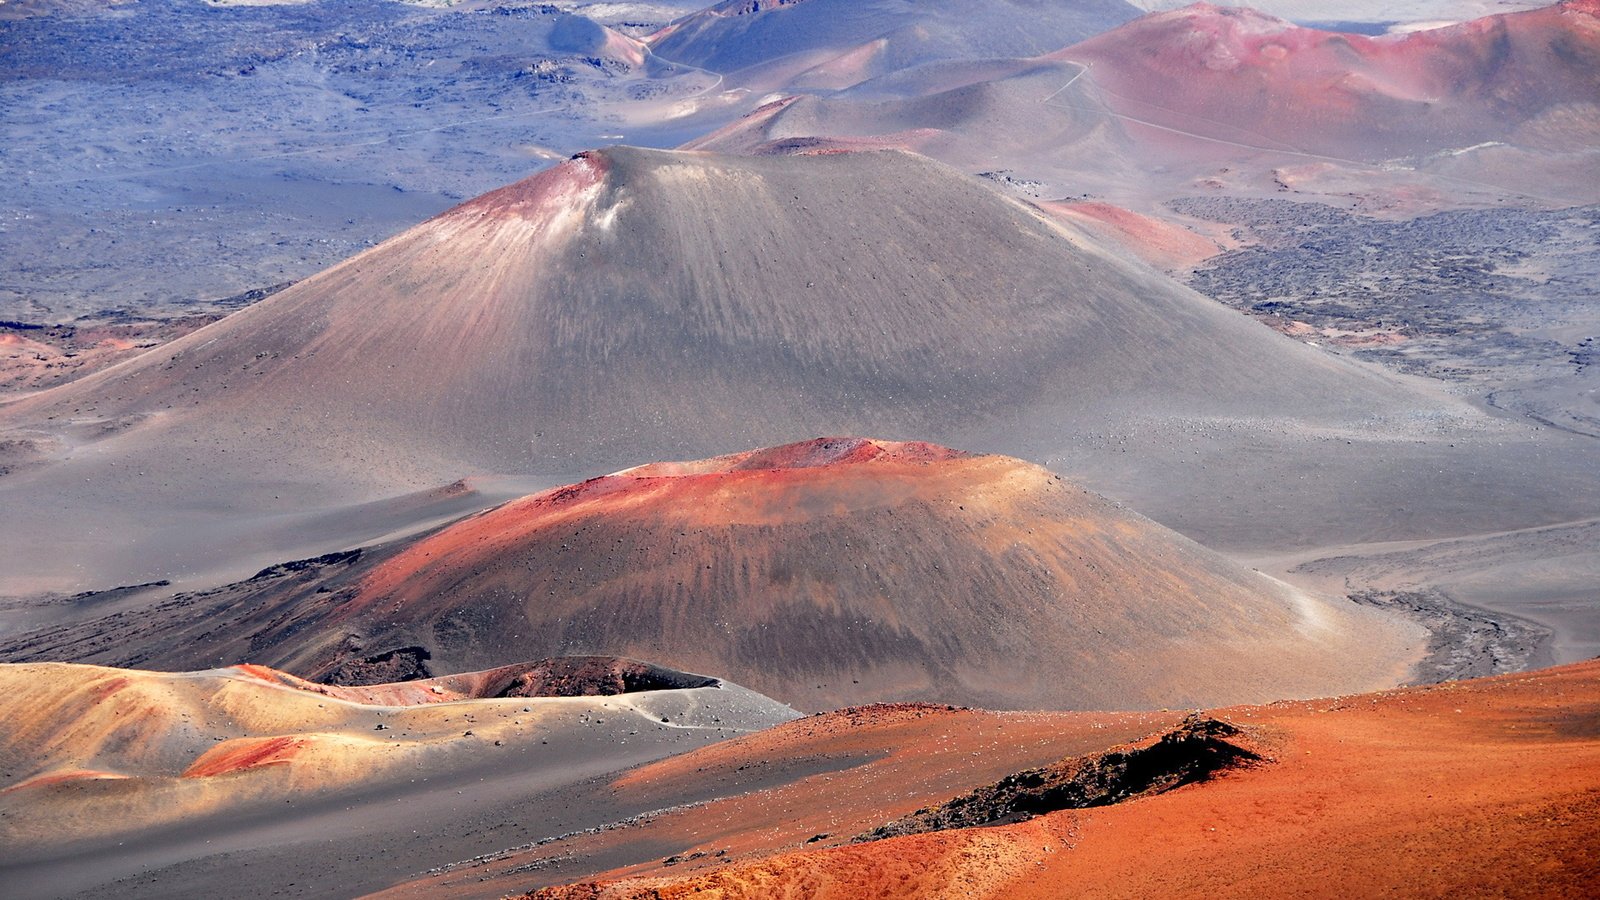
{"left": 0, "top": 658, "right": 794, "bottom": 860}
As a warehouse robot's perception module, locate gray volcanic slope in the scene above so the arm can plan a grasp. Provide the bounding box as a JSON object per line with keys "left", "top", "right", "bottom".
{"left": 0, "top": 145, "right": 1589, "bottom": 594}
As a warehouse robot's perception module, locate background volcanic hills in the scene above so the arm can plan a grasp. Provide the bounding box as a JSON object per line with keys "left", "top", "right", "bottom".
{"left": 1059, "top": 0, "right": 1600, "bottom": 161}
{"left": 647, "top": 0, "right": 1139, "bottom": 87}
{"left": 0, "top": 438, "right": 1421, "bottom": 711}
{"left": 696, "top": 0, "right": 1600, "bottom": 207}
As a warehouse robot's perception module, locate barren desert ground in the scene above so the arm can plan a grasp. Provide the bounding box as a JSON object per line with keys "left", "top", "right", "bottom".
{"left": 2, "top": 0, "right": 1597, "bottom": 897}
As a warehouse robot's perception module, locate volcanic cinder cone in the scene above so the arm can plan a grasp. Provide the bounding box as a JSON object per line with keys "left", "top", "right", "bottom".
{"left": 3, "top": 438, "right": 1424, "bottom": 712}
{"left": 0, "top": 145, "right": 1450, "bottom": 593}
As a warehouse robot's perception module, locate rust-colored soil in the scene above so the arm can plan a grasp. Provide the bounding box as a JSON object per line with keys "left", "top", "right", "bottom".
{"left": 1036, "top": 200, "right": 1223, "bottom": 271}
{"left": 0, "top": 315, "right": 220, "bottom": 396}
{"left": 521, "top": 658, "right": 1600, "bottom": 899}
{"left": 181, "top": 735, "right": 309, "bottom": 778}
{"left": 369, "top": 704, "right": 1175, "bottom": 898}
{"left": 288, "top": 437, "right": 1419, "bottom": 711}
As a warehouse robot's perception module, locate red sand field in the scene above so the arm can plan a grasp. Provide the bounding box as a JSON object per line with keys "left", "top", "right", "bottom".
{"left": 1034, "top": 199, "right": 1225, "bottom": 271}
{"left": 0, "top": 315, "right": 219, "bottom": 396}
{"left": 508, "top": 658, "right": 1600, "bottom": 899}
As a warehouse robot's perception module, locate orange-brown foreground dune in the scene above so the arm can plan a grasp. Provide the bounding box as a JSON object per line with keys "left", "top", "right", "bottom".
{"left": 369, "top": 704, "right": 1176, "bottom": 899}
{"left": 504, "top": 658, "right": 1600, "bottom": 900}
{"left": 0, "top": 438, "right": 1423, "bottom": 712}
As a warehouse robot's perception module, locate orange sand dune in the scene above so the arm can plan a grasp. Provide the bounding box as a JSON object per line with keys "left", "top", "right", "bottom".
{"left": 520, "top": 657, "right": 1600, "bottom": 899}
{"left": 0, "top": 659, "right": 795, "bottom": 857}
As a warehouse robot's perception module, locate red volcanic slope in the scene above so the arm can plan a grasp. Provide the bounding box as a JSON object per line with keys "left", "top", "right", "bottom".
{"left": 1055, "top": 0, "right": 1600, "bottom": 159}
{"left": 182, "top": 735, "right": 307, "bottom": 779}
{"left": 261, "top": 437, "right": 1413, "bottom": 711}
{"left": 1034, "top": 199, "right": 1224, "bottom": 271}
{"left": 517, "top": 658, "right": 1600, "bottom": 900}
{"left": 0, "top": 437, "right": 1419, "bottom": 712}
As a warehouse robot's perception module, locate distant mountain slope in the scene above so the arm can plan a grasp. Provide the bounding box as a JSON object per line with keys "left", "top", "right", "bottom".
{"left": 693, "top": 1, "right": 1600, "bottom": 199}
{"left": 1119, "top": 0, "right": 1553, "bottom": 27}
{"left": 648, "top": 0, "right": 1140, "bottom": 84}
{"left": 1056, "top": 0, "right": 1600, "bottom": 160}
